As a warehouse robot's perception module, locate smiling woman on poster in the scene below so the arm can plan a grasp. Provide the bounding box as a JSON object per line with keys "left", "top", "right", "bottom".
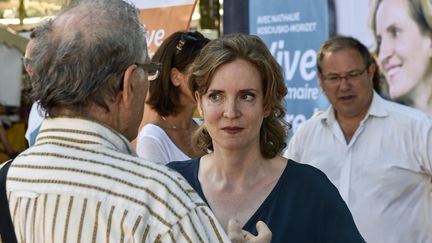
{"left": 370, "top": 0, "right": 432, "bottom": 115}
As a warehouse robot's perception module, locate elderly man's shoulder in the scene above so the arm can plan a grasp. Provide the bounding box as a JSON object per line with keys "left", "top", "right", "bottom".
{"left": 132, "top": 156, "right": 196, "bottom": 192}
{"left": 110, "top": 153, "right": 201, "bottom": 203}
{"left": 136, "top": 155, "right": 204, "bottom": 196}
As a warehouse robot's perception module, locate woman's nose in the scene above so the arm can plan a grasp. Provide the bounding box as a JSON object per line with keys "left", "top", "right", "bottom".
{"left": 223, "top": 99, "right": 241, "bottom": 119}
{"left": 377, "top": 37, "right": 393, "bottom": 64}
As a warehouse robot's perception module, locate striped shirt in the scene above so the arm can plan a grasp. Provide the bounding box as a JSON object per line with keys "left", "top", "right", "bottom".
{"left": 3, "top": 117, "right": 229, "bottom": 243}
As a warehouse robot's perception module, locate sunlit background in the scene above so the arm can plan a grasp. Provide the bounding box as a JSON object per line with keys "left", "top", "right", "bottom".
{"left": 0, "top": 0, "right": 65, "bottom": 25}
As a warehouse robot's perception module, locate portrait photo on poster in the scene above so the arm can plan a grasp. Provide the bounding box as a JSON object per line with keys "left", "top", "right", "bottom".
{"left": 369, "top": 0, "right": 432, "bottom": 115}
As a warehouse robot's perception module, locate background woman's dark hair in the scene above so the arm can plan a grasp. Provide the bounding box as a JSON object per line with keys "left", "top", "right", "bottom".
{"left": 146, "top": 31, "right": 210, "bottom": 116}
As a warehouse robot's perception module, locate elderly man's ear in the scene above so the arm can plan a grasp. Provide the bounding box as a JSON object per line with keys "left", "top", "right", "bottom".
{"left": 117, "top": 64, "right": 142, "bottom": 104}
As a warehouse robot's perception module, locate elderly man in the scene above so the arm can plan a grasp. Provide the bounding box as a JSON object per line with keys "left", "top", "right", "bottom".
{"left": 285, "top": 36, "right": 432, "bottom": 243}
{"left": 0, "top": 0, "right": 270, "bottom": 242}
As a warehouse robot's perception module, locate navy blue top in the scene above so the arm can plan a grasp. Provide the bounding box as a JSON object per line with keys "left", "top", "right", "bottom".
{"left": 167, "top": 158, "right": 365, "bottom": 243}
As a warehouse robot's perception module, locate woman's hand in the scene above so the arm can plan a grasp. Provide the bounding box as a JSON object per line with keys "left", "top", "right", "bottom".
{"left": 228, "top": 219, "right": 272, "bottom": 243}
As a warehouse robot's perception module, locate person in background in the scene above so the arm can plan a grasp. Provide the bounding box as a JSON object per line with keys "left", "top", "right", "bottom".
{"left": 168, "top": 33, "right": 365, "bottom": 243}
{"left": 285, "top": 36, "right": 432, "bottom": 243}
{"left": 23, "top": 29, "right": 45, "bottom": 146}
{"left": 370, "top": 0, "right": 432, "bottom": 115}
{"left": 0, "top": 104, "right": 16, "bottom": 159}
{"left": 2, "top": 0, "right": 270, "bottom": 242}
{"left": 136, "top": 31, "right": 209, "bottom": 164}
{"left": 0, "top": 124, "right": 13, "bottom": 158}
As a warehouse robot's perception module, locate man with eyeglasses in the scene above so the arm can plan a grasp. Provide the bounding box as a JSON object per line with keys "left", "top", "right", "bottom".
{"left": 284, "top": 36, "right": 432, "bottom": 243}
{"left": 0, "top": 0, "right": 271, "bottom": 242}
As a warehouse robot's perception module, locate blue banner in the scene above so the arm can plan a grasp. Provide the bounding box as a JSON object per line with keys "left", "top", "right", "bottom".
{"left": 249, "top": 0, "right": 330, "bottom": 131}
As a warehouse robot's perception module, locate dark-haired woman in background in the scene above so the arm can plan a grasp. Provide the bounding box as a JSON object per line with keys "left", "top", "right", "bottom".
{"left": 136, "top": 31, "right": 209, "bottom": 164}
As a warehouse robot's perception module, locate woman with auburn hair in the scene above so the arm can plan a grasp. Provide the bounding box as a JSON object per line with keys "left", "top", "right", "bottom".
{"left": 168, "top": 33, "right": 365, "bottom": 242}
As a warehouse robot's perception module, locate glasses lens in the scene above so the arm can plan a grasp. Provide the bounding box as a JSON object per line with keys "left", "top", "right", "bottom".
{"left": 22, "top": 57, "right": 29, "bottom": 69}
{"left": 148, "top": 70, "right": 159, "bottom": 81}
{"left": 146, "top": 63, "right": 161, "bottom": 81}
{"left": 135, "top": 62, "right": 161, "bottom": 81}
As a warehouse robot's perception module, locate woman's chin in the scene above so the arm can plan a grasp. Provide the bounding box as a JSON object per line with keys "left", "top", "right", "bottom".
{"left": 389, "top": 90, "right": 402, "bottom": 99}
{"left": 388, "top": 82, "right": 406, "bottom": 99}
{"left": 389, "top": 88, "right": 413, "bottom": 106}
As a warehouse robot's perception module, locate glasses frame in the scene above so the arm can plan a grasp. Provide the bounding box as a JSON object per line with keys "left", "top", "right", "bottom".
{"left": 321, "top": 66, "right": 368, "bottom": 84}
{"left": 21, "top": 56, "right": 31, "bottom": 70}
{"left": 135, "top": 62, "right": 162, "bottom": 81}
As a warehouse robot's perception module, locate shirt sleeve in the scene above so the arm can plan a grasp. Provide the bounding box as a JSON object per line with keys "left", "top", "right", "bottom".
{"left": 418, "top": 115, "right": 432, "bottom": 175}
{"left": 285, "top": 128, "right": 302, "bottom": 161}
{"left": 136, "top": 134, "right": 169, "bottom": 164}
{"left": 159, "top": 205, "right": 230, "bottom": 242}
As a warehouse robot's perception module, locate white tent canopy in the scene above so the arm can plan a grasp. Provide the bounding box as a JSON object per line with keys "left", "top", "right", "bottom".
{"left": 0, "top": 27, "right": 28, "bottom": 107}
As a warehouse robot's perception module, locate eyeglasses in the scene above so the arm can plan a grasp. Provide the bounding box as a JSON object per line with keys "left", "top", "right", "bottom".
{"left": 21, "top": 56, "right": 31, "bottom": 70}
{"left": 175, "top": 32, "right": 198, "bottom": 54}
{"left": 321, "top": 67, "right": 368, "bottom": 84}
{"left": 135, "top": 62, "right": 161, "bottom": 81}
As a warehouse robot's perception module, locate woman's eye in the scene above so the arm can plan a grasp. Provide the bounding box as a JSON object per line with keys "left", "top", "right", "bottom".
{"left": 389, "top": 26, "right": 401, "bottom": 38}
{"left": 240, "top": 93, "right": 255, "bottom": 102}
{"left": 208, "top": 92, "right": 222, "bottom": 102}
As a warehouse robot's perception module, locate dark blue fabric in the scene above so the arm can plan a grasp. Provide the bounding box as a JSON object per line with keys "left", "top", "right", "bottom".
{"left": 0, "top": 160, "right": 18, "bottom": 243}
{"left": 167, "top": 158, "right": 365, "bottom": 243}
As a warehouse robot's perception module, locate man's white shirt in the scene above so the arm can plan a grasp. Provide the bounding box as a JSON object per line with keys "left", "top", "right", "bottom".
{"left": 285, "top": 92, "right": 432, "bottom": 243}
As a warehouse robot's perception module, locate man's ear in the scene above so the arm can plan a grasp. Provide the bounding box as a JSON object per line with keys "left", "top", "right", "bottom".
{"left": 365, "top": 62, "right": 376, "bottom": 87}
{"left": 195, "top": 91, "right": 203, "bottom": 117}
{"left": 368, "top": 62, "right": 376, "bottom": 81}
{"left": 170, "top": 68, "right": 183, "bottom": 87}
{"left": 118, "top": 64, "right": 138, "bottom": 104}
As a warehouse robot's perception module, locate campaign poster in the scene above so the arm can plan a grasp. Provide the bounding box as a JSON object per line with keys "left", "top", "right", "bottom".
{"left": 335, "top": 0, "right": 432, "bottom": 116}
{"left": 131, "top": 0, "right": 197, "bottom": 57}
{"left": 249, "top": 0, "right": 330, "bottom": 131}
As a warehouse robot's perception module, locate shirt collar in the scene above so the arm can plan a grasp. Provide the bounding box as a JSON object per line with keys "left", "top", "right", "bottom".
{"left": 320, "top": 91, "right": 389, "bottom": 126}
{"left": 37, "top": 117, "right": 134, "bottom": 155}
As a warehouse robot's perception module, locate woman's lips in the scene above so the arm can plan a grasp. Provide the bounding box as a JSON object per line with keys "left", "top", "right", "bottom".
{"left": 385, "top": 64, "right": 401, "bottom": 80}
{"left": 222, "top": 126, "right": 243, "bottom": 134}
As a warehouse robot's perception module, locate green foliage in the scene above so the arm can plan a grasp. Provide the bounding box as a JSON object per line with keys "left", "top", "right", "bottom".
{"left": 0, "top": 0, "right": 63, "bottom": 18}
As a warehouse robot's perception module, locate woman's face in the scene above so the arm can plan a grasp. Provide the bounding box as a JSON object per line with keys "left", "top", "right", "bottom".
{"left": 196, "top": 58, "right": 268, "bottom": 152}
{"left": 375, "top": 0, "right": 432, "bottom": 99}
